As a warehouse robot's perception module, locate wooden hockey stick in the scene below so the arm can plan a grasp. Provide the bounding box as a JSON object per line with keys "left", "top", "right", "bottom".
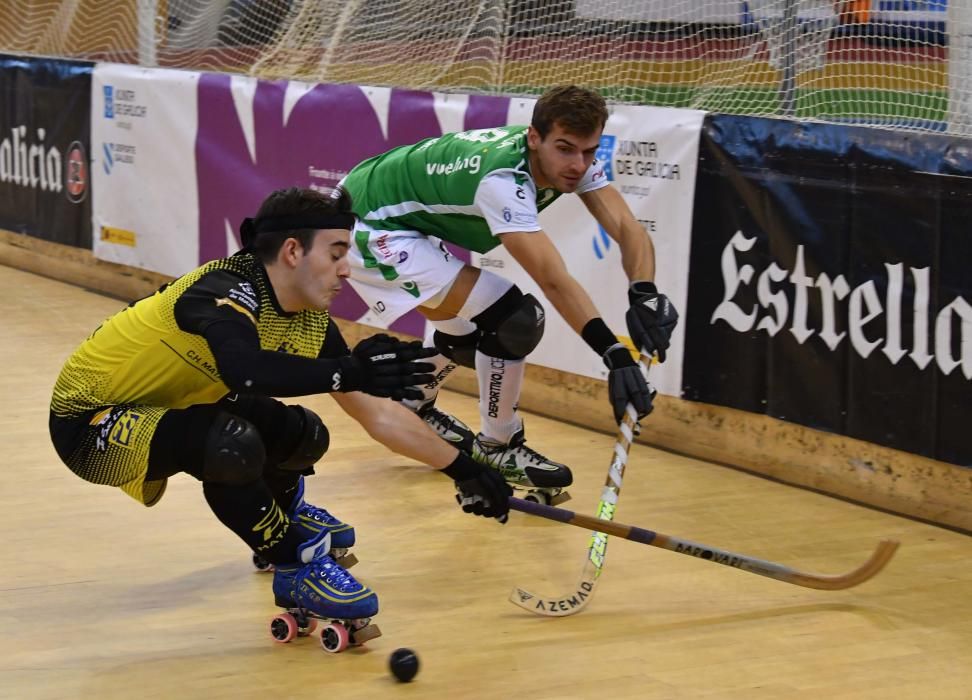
{"left": 509, "top": 497, "right": 899, "bottom": 592}
{"left": 508, "top": 351, "right": 651, "bottom": 617}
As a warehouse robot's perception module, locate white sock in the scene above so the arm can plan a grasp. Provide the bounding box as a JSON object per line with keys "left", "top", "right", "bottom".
{"left": 401, "top": 321, "right": 473, "bottom": 411}
{"left": 476, "top": 351, "right": 524, "bottom": 443}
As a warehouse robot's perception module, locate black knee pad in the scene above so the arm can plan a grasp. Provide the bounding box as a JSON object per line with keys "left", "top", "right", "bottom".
{"left": 474, "top": 287, "right": 546, "bottom": 360}
{"left": 278, "top": 405, "right": 329, "bottom": 472}
{"left": 432, "top": 329, "right": 480, "bottom": 368}
{"left": 202, "top": 412, "right": 266, "bottom": 485}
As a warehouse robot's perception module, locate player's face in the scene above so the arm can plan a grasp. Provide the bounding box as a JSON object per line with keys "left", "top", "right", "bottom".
{"left": 527, "top": 121, "right": 602, "bottom": 193}
{"left": 296, "top": 228, "right": 351, "bottom": 310}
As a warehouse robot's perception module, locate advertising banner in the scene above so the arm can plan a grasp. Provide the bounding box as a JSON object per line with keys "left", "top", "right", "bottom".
{"left": 0, "top": 54, "right": 91, "bottom": 247}
{"left": 91, "top": 63, "right": 201, "bottom": 274}
{"left": 90, "top": 65, "right": 704, "bottom": 385}
{"left": 195, "top": 79, "right": 512, "bottom": 337}
{"left": 685, "top": 114, "right": 972, "bottom": 465}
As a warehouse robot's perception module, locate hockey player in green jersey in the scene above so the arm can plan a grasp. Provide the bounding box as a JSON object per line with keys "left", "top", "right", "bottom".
{"left": 341, "top": 85, "right": 679, "bottom": 503}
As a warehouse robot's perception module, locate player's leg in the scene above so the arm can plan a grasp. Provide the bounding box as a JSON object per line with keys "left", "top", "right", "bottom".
{"left": 49, "top": 403, "right": 375, "bottom": 624}
{"left": 423, "top": 269, "right": 572, "bottom": 498}
{"left": 216, "top": 394, "right": 355, "bottom": 560}
{"left": 461, "top": 278, "right": 572, "bottom": 497}
{"left": 155, "top": 407, "right": 376, "bottom": 626}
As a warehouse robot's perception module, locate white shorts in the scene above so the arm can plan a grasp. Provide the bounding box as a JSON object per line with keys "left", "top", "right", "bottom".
{"left": 347, "top": 222, "right": 466, "bottom": 325}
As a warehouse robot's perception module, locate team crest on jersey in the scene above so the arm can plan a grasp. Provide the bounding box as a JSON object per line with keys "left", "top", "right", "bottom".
{"left": 227, "top": 281, "right": 259, "bottom": 312}
{"left": 502, "top": 207, "right": 512, "bottom": 223}
{"left": 92, "top": 407, "right": 144, "bottom": 451}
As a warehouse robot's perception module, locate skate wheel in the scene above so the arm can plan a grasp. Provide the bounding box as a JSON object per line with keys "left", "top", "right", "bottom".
{"left": 252, "top": 553, "right": 274, "bottom": 572}
{"left": 298, "top": 618, "right": 318, "bottom": 637}
{"left": 320, "top": 622, "right": 350, "bottom": 653}
{"left": 524, "top": 491, "right": 551, "bottom": 506}
{"left": 270, "top": 613, "right": 299, "bottom": 643}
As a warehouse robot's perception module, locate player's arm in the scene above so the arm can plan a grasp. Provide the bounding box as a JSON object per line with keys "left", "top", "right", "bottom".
{"left": 330, "top": 384, "right": 512, "bottom": 522}
{"left": 579, "top": 184, "right": 654, "bottom": 282}
{"left": 580, "top": 184, "right": 678, "bottom": 363}
{"left": 319, "top": 321, "right": 511, "bottom": 521}
{"left": 500, "top": 230, "right": 654, "bottom": 423}
{"left": 173, "top": 270, "right": 434, "bottom": 399}
{"left": 499, "top": 229, "right": 597, "bottom": 333}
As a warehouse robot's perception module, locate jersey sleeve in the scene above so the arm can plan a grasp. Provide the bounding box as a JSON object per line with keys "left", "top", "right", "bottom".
{"left": 317, "top": 318, "right": 350, "bottom": 359}
{"left": 574, "top": 157, "right": 610, "bottom": 195}
{"left": 173, "top": 269, "right": 261, "bottom": 336}
{"left": 474, "top": 171, "right": 542, "bottom": 235}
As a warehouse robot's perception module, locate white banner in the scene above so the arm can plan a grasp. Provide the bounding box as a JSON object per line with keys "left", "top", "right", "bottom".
{"left": 471, "top": 102, "right": 705, "bottom": 397}
{"left": 91, "top": 63, "right": 200, "bottom": 275}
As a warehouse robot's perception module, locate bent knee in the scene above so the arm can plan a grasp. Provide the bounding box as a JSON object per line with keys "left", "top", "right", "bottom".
{"left": 202, "top": 412, "right": 266, "bottom": 485}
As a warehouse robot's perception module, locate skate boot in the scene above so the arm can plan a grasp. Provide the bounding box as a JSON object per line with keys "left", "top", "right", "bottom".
{"left": 252, "top": 476, "right": 356, "bottom": 572}
{"left": 269, "top": 529, "right": 381, "bottom": 653}
{"left": 473, "top": 425, "right": 572, "bottom": 505}
{"left": 416, "top": 400, "right": 478, "bottom": 455}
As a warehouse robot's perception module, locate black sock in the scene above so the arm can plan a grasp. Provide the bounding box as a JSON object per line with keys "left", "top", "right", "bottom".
{"left": 203, "top": 480, "right": 306, "bottom": 565}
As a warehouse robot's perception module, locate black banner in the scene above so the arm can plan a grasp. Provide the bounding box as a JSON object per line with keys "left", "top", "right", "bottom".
{"left": 684, "top": 114, "right": 972, "bottom": 466}
{"left": 0, "top": 54, "right": 92, "bottom": 247}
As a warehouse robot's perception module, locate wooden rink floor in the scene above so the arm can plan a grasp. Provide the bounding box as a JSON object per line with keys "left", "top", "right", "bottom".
{"left": 2, "top": 264, "right": 972, "bottom": 700}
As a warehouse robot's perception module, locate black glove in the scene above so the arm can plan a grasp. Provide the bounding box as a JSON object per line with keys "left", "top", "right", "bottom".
{"left": 442, "top": 453, "right": 512, "bottom": 523}
{"left": 603, "top": 343, "right": 656, "bottom": 424}
{"left": 337, "top": 334, "right": 436, "bottom": 401}
{"left": 626, "top": 281, "right": 678, "bottom": 362}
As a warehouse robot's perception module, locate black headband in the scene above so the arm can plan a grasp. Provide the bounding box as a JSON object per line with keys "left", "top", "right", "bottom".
{"left": 239, "top": 212, "right": 356, "bottom": 249}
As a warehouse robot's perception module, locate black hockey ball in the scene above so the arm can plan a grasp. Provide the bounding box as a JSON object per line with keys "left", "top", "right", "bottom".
{"left": 389, "top": 647, "right": 420, "bottom": 682}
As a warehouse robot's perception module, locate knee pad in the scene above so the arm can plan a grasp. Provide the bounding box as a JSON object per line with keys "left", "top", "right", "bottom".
{"left": 474, "top": 287, "right": 546, "bottom": 360}
{"left": 432, "top": 329, "right": 480, "bottom": 368}
{"left": 202, "top": 412, "right": 266, "bottom": 485}
{"left": 278, "top": 406, "right": 330, "bottom": 472}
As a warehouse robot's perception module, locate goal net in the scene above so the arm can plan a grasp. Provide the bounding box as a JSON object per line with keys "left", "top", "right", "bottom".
{"left": 0, "top": 0, "right": 964, "bottom": 135}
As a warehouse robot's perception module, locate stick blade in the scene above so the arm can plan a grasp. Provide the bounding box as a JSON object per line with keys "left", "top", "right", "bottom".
{"left": 508, "top": 575, "right": 599, "bottom": 617}
{"left": 791, "top": 539, "right": 900, "bottom": 590}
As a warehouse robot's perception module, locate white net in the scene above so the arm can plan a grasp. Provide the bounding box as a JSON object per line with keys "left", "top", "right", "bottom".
{"left": 0, "top": 0, "right": 964, "bottom": 135}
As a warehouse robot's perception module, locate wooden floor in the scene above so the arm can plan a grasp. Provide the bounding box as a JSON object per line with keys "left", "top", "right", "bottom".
{"left": 2, "top": 264, "right": 971, "bottom": 700}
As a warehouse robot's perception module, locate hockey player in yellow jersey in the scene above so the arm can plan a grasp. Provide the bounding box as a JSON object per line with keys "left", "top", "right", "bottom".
{"left": 49, "top": 186, "right": 512, "bottom": 645}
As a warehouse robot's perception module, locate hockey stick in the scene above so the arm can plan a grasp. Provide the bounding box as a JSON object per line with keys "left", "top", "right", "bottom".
{"left": 509, "top": 497, "right": 899, "bottom": 592}
{"left": 508, "top": 351, "right": 652, "bottom": 617}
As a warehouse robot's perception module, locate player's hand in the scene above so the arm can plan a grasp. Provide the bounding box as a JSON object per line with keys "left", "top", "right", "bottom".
{"left": 441, "top": 453, "right": 512, "bottom": 523}
{"left": 626, "top": 281, "right": 678, "bottom": 362}
{"left": 338, "top": 334, "right": 436, "bottom": 401}
{"left": 603, "top": 344, "right": 656, "bottom": 424}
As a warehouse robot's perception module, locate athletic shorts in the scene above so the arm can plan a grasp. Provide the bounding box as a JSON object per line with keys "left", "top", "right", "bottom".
{"left": 49, "top": 405, "right": 170, "bottom": 507}
{"left": 347, "top": 221, "right": 465, "bottom": 325}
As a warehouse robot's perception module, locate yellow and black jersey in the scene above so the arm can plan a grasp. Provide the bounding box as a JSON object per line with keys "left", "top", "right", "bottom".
{"left": 51, "top": 252, "right": 346, "bottom": 417}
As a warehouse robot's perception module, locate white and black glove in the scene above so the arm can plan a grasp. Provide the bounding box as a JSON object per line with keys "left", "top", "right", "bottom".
{"left": 337, "top": 333, "right": 436, "bottom": 401}
{"left": 441, "top": 453, "right": 512, "bottom": 523}
{"left": 626, "top": 281, "right": 678, "bottom": 362}
{"left": 603, "top": 343, "right": 656, "bottom": 424}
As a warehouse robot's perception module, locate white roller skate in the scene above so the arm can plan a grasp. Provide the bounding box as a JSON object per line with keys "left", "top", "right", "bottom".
{"left": 417, "top": 401, "right": 478, "bottom": 455}
{"left": 473, "top": 425, "right": 572, "bottom": 505}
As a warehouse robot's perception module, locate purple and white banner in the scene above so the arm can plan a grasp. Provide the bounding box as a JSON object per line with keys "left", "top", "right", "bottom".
{"left": 89, "top": 64, "right": 703, "bottom": 388}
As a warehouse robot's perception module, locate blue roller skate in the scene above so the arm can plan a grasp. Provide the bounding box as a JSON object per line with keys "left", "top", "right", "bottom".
{"left": 269, "top": 529, "right": 381, "bottom": 653}
{"left": 252, "top": 476, "right": 357, "bottom": 572}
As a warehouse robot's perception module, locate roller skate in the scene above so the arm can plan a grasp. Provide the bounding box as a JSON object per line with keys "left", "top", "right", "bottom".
{"left": 269, "top": 529, "right": 381, "bottom": 654}
{"left": 416, "top": 400, "right": 478, "bottom": 455}
{"left": 253, "top": 476, "right": 357, "bottom": 573}
{"left": 473, "top": 425, "right": 572, "bottom": 506}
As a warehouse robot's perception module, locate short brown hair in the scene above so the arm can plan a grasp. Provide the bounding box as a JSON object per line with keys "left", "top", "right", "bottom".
{"left": 531, "top": 86, "right": 608, "bottom": 139}
{"left": 246, "top": 186, "right": 353, "bottom": 262}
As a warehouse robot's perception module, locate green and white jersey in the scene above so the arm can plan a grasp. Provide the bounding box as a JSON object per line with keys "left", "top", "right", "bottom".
{"left": 342, "top": 125, "right": 609, "bottom": 255}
